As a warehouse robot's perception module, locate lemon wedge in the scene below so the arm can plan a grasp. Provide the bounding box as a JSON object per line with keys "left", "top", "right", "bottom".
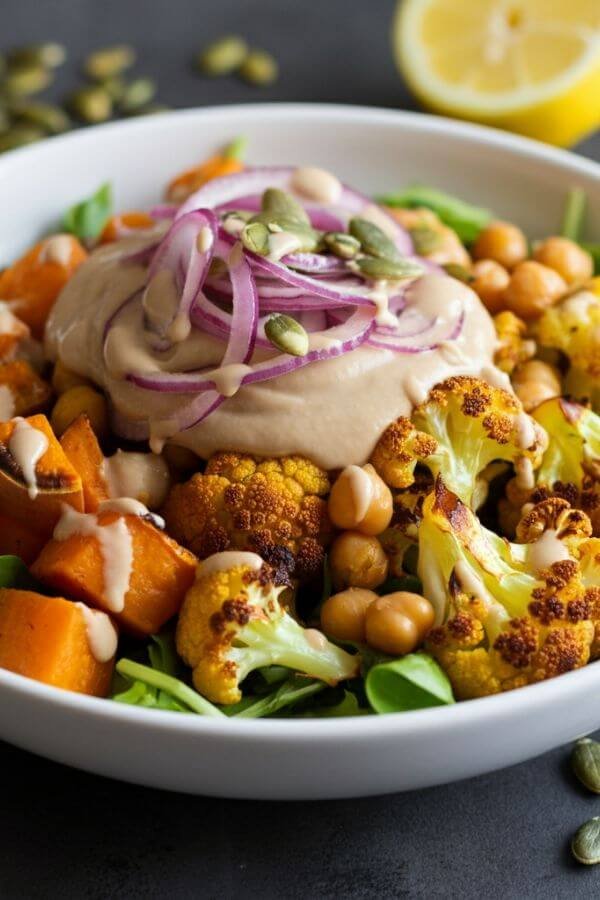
{"left": 393, "top": 0, "right": 600, "bottom": 146}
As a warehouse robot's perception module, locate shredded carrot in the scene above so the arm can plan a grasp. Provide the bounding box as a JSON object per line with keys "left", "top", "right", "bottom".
{"left": 166, "top": 138, "right": 246, "bottom": 204}
{"left": 0, "top": 235, "right": 87, "bottom": 338}
{"left": 100, "top": 211, "right": 155, "bottom": 244}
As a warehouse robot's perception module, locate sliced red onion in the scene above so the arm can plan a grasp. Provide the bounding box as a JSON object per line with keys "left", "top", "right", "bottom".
{"left": 367, "top": 310, "right": 465, "bottom": 352}
{"left": 150, "top": 204, "right": 177, "bottom": 220}
{"left": 177, "top": 167, "right": 413, "bottom": 255}
{"left": 281, "top": 252, "right": 348, "bottom": 276}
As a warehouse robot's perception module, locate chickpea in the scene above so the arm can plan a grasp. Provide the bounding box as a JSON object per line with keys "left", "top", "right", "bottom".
{"left": 473, "top": 221, "right": 528, "bottom": 270}
{"left": 512, "top": 359, "right": 561, "bottom": 411}
{"left": 51, "top": 385, "right": 108, "bottom": 438}
{"left": 365, "top": 592, "right": 435, "bottom": 656}
{"left": 320, "top": 587, "right": 377, "bottom": 643}
{"left": 329, "top": 531, "right": 389, "bottom": 591}
{"left": 470, "top": 259, "right": 510, "bottom": 314}
{"left": 502, "top": 261, "right": 566, "bottom": 321}
{"left": 533, "top": 237, "right": 593, "bottom": 285}
{"left": 51, "top": 359, "right": 90, "bottom": 395}
{"left": 328, "top": 463, "right": 393, "bottom": 535}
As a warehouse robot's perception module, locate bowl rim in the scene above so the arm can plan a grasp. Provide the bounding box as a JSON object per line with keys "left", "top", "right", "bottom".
{"left": 1, "top": 100, "right": 599, "bottom": 741}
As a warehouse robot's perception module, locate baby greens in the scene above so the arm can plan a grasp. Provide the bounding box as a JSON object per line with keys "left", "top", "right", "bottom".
{"left": 365, "top": 652, "right": 454, "bottom": 714}
{"left": 377, "top": 184, "right": 491, "bottom": 244}
{"left": 0, "top": 555, "right": 44, "bottom": 591}
{"left": 63, "top": 182, "right": 112, "bottom": 241}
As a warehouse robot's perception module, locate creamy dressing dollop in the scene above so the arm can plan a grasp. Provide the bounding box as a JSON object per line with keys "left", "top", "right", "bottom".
{"left": 46, "top": 234, "right": 497, "bottom": 470}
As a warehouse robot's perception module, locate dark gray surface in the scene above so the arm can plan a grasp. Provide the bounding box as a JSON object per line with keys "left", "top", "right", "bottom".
{"left": 1, "top": 1, "right": 600, "bottom": 897}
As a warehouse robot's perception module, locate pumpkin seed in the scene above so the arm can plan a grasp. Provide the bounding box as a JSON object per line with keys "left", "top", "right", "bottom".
{"left": 4, "top": 64, "right": 53, "bottom": 96}
{"left": 69, "top": 85, "right": 112, "bottom": 123}
{"left": 0, "top": 124, "right": 44, "bottom": 153}
{"left": 221, "top": 209, "right": 252, "bottom": 235}
{"left": 197, "top": 36, "right": 248, "bottom": 76}
{"left": 239, "top": 49, "right": 278, "bottom": 86}
{"left": 119, "top": 78, "right": 156, "bottom": 113}
{"left": 349, "top": 217, "right": 399, "bottom": 260}
{"left": 264, "top": 314, "right": 309, "bottom": 356}
{"left": 7, "top": 43, "right": 66, "bottom": 69}
{"left": 572, "top": 817, "right": 600, "bottom": 865}
{"left": 8, "top": 100, "right": 70, "bottom": 134}
{"left": 323, "top": 232, "right": 361, "bottom": 259}
{"left": 84, "top": 45, "right": 136, "bottom": 81}
{"left": 241, "top": 221, "right": 270, "bottom": 255}
{"left": 571, "top": 738, "right": 600, "bottom": 793}
{"left": 357, "top": 255, "right": 424, "bottom": 279}
{"left": 250, "top": 212, "right": 319, "bottom": 252}
{"left": 443, "top": 262, "right": 472, "bottom": 283}
{"left": 409, "top": 224, "right": 442, "bottom": 256}
{"left": 101, "top": 76, "right": 126, "bottom": 102}
{"left": 261, "top": 187, "right": 310, "bottom": 226}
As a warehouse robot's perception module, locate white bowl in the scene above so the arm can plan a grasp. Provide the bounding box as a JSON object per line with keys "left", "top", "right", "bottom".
{"left": 1, "top": 103, "right": 599, "bottom": 799}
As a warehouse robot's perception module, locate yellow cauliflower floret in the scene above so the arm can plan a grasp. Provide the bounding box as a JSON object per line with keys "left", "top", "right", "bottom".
{"left": 163, "top": 452, "right": 331, "bottom": 580}
{"left": 493, "top": 310, "right": 536, "bottom": 374}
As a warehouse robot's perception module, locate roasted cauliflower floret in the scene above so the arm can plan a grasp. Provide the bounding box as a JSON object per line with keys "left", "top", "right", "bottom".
{"left": 379, "top": 470, "right": 433, "bottom": 575}
{"left": 419, "top": 478, "right": 598, "bottom": 698}
{"left": 163, "top": 452, "right": 331, "bottom": 580}
{"left": 370, "top": 418, "right": 437, "bottom": 489}
{"left": 493, "top": 311, "right": 536, "bottom": 375}
{"left": 176, "top": 558, "right": 360, "bottom": 704}
{"left": 537, "top": 290, "right": 600, "bottom": 410}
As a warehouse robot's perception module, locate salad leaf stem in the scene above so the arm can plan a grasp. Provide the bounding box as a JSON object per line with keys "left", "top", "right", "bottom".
{"left": 116, "top": 659, "right": 225, "bottom": 717}
{"left": 561, "top": 186, "right": 586, "bottom": 241}
{"left": 377, "top": 184, "right": 491, "bottom": 244}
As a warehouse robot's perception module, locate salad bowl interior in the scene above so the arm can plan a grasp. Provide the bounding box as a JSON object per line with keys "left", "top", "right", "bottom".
{"left": 0, "top": 103, "right": 599, "bottom": 799}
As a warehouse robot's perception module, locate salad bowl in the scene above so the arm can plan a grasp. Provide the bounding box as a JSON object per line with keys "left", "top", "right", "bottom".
{"left": 0, "top": 103, "right": 599, "bottom": 799}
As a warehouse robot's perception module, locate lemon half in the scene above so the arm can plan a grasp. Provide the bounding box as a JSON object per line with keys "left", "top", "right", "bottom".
{"left": 394, "top": 0, "right": 600, "bottom": 146}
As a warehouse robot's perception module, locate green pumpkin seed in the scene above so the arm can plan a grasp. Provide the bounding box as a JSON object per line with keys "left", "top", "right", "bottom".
{"left": 571, "top": 738, "right": 600, "bottom": 793}
{"left": 0, "top": 124, "right": 44, "bottom": 153}
{"left": 4, "top": 64, "right": 53, "bottom": 96}
{"left": 221, "top": 209, "right": 252, "bottom": 235}
{"left": 357, "top": 255, "right": 423, "bottom": 279}
{"left": 241, "top": 221, "right": 270, "bottom": 255}
{"left": 443, "top": 262, "right": 472, "bottom": 283}
{"left": 239, "top": 49, "right": 278, "bottom": 86}
{"left": 261, "top": 188, "right": 310, "bottom": 226}
{"left": 119, "top": 78, "right": 156, "bottom": 113}
{"left": 197, "top": 36, "right": 248, "bottom": 76}
{"left": 572, "top": 817, "right": 600, "bottom": 865}
{"left": 349, "top": 217, "right": 399, "bottom": 260}
{"left": 69, "top": 86, "right": 112, "bottom": 123}
{"left": 7, "top": 43, "right": 66, "bottom": 69}
{"left": 264, "top": 314, "right": 309, "bottom": 356}
{"left": 84, "top": 45, "right": 136, "bottom": 81}
{"left": 323, "top": 232, "right": 361, "bottom": 259}
{"left": 250, "top": 212, "right": 319, "bottom": 252}
{"left": 9, "top": 100, "right": 70, "bottom": 134}
{"left": 409, "top": 224, "right": 443, "bottom": 255}
{"left": 101, "top": 76, "right": 126, "bottom": 102}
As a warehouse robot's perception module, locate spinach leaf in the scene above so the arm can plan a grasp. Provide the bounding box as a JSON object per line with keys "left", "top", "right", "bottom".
{"left": 0, "top": 555, "right": 44, "bottom": 591}
{"left": 365, "top": 652, "right": 454, "bottom": 714}
{"left": 229, "top": 675, "right": 326, "bottom": 718}
{"left": 63, "top": 182, "right": 112, "bottom": 241}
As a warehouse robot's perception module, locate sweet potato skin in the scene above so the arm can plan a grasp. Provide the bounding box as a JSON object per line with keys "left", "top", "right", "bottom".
{"left": 0, "top": 414, "right": 83, "bottom": 536}
{"left": 0, "top": 589, "right": 114, "bottom": 696}
{"left": 32, "top": 512, "right": 197, "bottom": 636}
{"left": 60, "top": 414, "right": 109, "bottom": 512}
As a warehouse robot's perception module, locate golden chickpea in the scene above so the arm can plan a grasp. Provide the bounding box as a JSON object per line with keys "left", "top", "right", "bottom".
{"left": 365, "top": 592, "right": 435, "bottom": 656}
{"left": 513, "top": 379, "right": 557, "bottom": 412}
{"left": 502, "top": 261, "right": 566, "bottom": 321}
{"left": 51, "top": 385, "right": 108, "bottom": 438}
{"left": 470, "top": 259, "right": 510, "bottom": 314}
{"left": 51, "top": 359, "right": 90, "bottom": 395}
{"left": 512, "top": 359, "right": 561, "bottom": 411}
{"left": 473, "top": 221, "right": 528, "bottom": 270}
{"left": 533, "top": 237, "right": 593, "bottom": 285}
{"left": 320, "top": 587, "right": 378, "bottom": 643}
{"left": 329, "top": 531, "right": 389, "bottom": 591}
{"left": 328, "top": 463, "right": 393, "bottom": 536}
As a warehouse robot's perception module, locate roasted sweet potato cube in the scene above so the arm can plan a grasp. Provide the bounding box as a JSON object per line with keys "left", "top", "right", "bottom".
{"left": 0, "top": 414, "right": 83, "bottom": 536}
{"left": 0, "top": 589, "right": 115, "bottom": 696}
{"left": 0, "top": 514, "right": 47, "bottom": 564}
{"left": 32, "top": 511, "right": 197, "bottom": 636}
{"left": 0, "top": 304, "right": 29, "bottom": 362}
{"left": 0, "top": 360, "right": 52, "bottom": 420}
{"left": 60, "top": 414, "right": 109, "bottom": 512}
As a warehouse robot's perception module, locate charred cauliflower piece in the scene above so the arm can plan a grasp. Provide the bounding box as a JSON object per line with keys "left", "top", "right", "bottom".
{"left": 537, "top": 290, "right": 600, "bottom": 410}
{"left": 163, "top": 452, "right": 331, "bottom": 580}
{"left": 419, "top": 478, "right": 598, "bottom": 699}
{"left": 176, "top": 558, "right": 359, "bottom": 704}
{"left": 493, "top": 311, "right": 536, "bottom": 375}
{"left": 371, "top": 376, "right": 545, "bottom": 509}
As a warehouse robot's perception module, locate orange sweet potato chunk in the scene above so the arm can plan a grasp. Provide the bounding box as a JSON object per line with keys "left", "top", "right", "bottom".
{"left": 0, "top": 514, "right": 47, "bottom": 564}
{"left": 32, "top": 512, "right": 197, "bottom": 636}
{"left": 0, "top": 307, "right": 29, "bottom": 363}
{"left": 0, "top": 360, "right": 52, "bottom": 419}
{"left": 0, "top": 414, "right": 83, "bottom": 535}
{"left": 0, "top": 589, "right": 115, "bottom": 696}
{"left": 0, "top": 235, "right": 87, "bottom": 338}
{"left": 60, "top": 414, "right": 109, "bottom": 512}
